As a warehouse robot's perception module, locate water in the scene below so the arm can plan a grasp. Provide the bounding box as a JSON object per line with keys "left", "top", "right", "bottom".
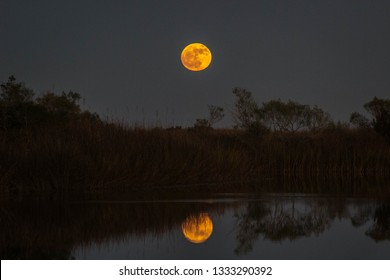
{"left": 1, "top": 193, "right": 390, "bottom": 259}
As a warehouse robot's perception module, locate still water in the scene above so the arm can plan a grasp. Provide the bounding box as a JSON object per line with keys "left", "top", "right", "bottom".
{"left": 1, "top": 193, "right": 390, "bottom": 259}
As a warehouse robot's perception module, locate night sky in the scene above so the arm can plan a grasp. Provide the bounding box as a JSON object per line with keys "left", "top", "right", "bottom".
{"left": 1, "top": 0, "right": 390, "bottom": 127}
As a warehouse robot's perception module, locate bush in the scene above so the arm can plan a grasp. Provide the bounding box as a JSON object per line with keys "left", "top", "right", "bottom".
{"left": 0, "top": 76, "right": 98, "bottom": 130}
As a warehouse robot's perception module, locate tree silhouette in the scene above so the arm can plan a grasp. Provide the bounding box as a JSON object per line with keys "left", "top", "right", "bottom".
{"left": 208, "top": 105, "right": 224, "bottom": 127}
{"left": 350, "top": 97, "right": 390, "bottom": 141}
{"left": 366, "top": 203, "right": 390, "bottom": 241}
{"left": 194, "top": 105, "right": 224, "bottom": 128}
{"left": 0, "top": 76, "right": 37, "bottom": 129}
{"left": 350, "top": 112, "right": 371, "bottom": 128}
{"left": 232, "top": 87, "right": 267, "bottom": 134}
{"left": 261, "top": 100, "right": 332, "bottom": 132}
{"left": 234, "top": 200, "right": 331, "bottom": 255}
{"left": 0, "top": 75, "right": 34, "bottom": 104}
{"left": 232, "top": 87, "right": 332, "bottom": 133}
{"left": 0, "top": 76, "right": 98, "bottom": 130}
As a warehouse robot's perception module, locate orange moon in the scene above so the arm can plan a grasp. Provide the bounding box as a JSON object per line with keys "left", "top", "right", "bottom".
{"left": 181, "top": 213, "right": 213, "bottom": 244}
{"left": 180, "top": 43, "right": 212, "bottom": 71}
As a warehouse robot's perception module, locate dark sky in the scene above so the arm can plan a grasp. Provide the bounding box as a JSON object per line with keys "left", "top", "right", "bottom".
{"left": 1, "top": 0, "right": 390, "bottom": 127}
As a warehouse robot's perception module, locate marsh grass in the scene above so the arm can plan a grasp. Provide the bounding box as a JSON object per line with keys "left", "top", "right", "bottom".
{"left": 0, "top": 119, "right": 389, "bottom": 195}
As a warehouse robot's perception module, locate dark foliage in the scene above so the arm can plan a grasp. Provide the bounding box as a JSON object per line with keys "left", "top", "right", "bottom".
{"left": 0, "top": 76, "right": 99, "bottom": 130}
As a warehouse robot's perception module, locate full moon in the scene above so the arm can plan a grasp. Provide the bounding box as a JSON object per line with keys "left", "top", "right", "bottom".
{"left": 181, "top": 43, "right": 212, "bottom": 71}
{"left": 181, "top": 213, "right": 213, "bottom": 244}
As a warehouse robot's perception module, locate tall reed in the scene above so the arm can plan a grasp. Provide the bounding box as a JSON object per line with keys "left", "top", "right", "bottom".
{"left": 0, "top": 120, "right": 389, "bottom": 195}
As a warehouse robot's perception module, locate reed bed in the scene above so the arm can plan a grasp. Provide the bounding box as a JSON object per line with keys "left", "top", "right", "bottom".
{"left": 0, "top": 119, "right": 389, "bottom": 195}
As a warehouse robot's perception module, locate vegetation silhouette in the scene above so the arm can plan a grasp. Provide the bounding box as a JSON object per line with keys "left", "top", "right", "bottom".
{"left": 232, "top": 87, "right": 333, "bottom": 133}
{"left": 1, "top": 76, "right": 389, "bottom": 260}
{"left": 0, "top": 76, "right": 99, "bottom": 131}
{"left": 194, "top": 105, "right": 224, "bottom": 129}
{"left": 0, "top": 76, "right": 389, "bottom": 195}
{"left": 350, "top": 97, "right": 390, "bottom": 142}
{"left": 234, "top": 198, "right": 390, "bottom": 256}
{"left": 234, "top": 198, "right": 332, "bottom": 255}
{"left": 365, "top": 203, "right": 390, "bottom": 241}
